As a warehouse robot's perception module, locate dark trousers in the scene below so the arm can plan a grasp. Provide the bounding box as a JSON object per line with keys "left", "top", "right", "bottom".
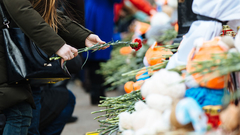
{"left": 83, "top": 60, "right": 106, "bottom": 104}
{"left": 28, "top": 87, "right": 42, "bottom": 135}
{"left": 40, "top": 90, "right": 75, "bottom": 135}
{"left": 29, "top": 87, "right": 75, "bottom": 135}
{"left": 3, "top": 102, "right": 32, "bottom": 135}
{"left": 0, "top": 114, "right": 5, "bottom": 135}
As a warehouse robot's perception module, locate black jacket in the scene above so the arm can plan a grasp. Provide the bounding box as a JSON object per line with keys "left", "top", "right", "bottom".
{"left": 0, "top": 0, "right": 92, "bottom": 110}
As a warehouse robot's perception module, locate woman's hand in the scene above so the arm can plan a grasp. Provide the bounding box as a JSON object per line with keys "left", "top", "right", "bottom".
{"left": 56, "top": 44, "right": 78, "bottom": 61}
{"left": 85, "top": 34, "right": 108, "bottom": 49}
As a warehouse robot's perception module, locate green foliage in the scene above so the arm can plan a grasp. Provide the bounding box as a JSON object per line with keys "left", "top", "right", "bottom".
{"left": 96, "top": 45, "right": 148, "bottom": 90}
{"left": 97, "top": 29, "right": 177, "bottom": 91}
{"left": 93, "top": 29, "right": 178, "bottom": 134}
{"left": 92, "top": 90, "right": 142, "bottom": 135}
{"left": 157, "top": 28, "right": 178, "bottom": 44}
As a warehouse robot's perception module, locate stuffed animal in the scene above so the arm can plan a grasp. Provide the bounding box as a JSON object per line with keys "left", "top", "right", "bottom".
{"left": 186, "top": 36, "right": 234, "bottom": 89}
{"left": 145, "top": 42, "right": 173, "bottom": 66}
{"left": 220, "top": 104, "right": 240, "bottom": 132}
{"left": 119, "top": 69, "right": 207, "bottom": 134}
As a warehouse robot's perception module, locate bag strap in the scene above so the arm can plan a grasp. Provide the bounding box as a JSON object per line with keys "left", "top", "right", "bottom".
{"left": 0, "top": 4, "right": 9, "bottom": 28}
{"left": 0, "top": 3, "right": 51, "bottom": 62}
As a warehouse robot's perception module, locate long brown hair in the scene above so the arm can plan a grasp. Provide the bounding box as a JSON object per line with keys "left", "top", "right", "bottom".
{"left": 32, "top": 0, "right": 60, "bottom": 32}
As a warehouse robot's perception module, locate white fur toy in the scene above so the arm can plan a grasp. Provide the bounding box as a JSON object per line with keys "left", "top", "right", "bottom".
{"left": 141, "top": 69, "right": 186, "bottom": 100}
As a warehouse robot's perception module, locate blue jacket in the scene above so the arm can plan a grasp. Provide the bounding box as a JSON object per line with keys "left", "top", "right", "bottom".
{"left": 84, "top": 0, "right": 122, "bottom": 60}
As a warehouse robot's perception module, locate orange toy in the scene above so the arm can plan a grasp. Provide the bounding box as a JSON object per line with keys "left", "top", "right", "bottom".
{"left": 124, "top": 81, "right": 134, "bottom": 93}
{"left": 174, "top": 23, "right": 179, "bottom": 32}
{"left": 135, "top": 69, "right": 147, "bottom": 80}
{"left": 135, "top": 21, "right": 151, "bottom": 35}
{"left": 124, "top": 80, "right": 145, "bottom": 93}
{"left": 135, "top": 69, "right": 158, "bottom": 80}
{"left": 148, "top": 69, "right": 158, "bottom": 76}
{"left": 186, "top": 37, "right": 228, "bottom": 89}
{"left": 120, "top": 46, "right": 132, "bottom": 55}
{"left": 145, "top": 42, "right": 173, "bottom": 66}
{"left": 133, "top": 80, "right": 145, "bottom": 91}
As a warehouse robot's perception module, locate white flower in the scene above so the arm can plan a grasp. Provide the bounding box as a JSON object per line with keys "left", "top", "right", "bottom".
{"left": 146, "top": 94, "right": 172, "bottom": 112}
{"left": 122, "top": 130, "right": 135, "bottom": 135}
{"left": 119, "top": 112, "right": 132, "bottom": 131}
{"left": 134, "top": 101, "right": 148, "bottom": 112}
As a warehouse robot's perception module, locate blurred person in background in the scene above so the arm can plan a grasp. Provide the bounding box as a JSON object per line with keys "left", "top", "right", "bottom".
{"left": 83, "top": 0, "right": 122, "bottom": 105}
{"left": 114, "top": 0, "right": 156, "bottom": 23}
{"left": 60, "top": 0, "right": 85, "bottom": 25}
{"left": 113, "top": 0, "right": 156, "bottom": 41}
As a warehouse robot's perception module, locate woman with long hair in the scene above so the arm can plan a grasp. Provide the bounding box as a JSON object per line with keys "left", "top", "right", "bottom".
{"left": 0, "top": 0, "right": 105, "bottom": 134}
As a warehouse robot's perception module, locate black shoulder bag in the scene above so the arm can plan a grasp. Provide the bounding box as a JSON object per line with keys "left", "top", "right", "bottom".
{"left": 0, "top": 4, "right": 71, "bottom": 85}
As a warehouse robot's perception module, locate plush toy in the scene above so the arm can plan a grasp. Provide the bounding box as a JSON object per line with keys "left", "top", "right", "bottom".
{"left": 184, "top": 36, "right": 236, "bottom": 108}
{"left": 141, "top": 69, "right": 185, "bottom": 100}
{"left": 132, "top": 21, "right": 151, "bottom": 40}
{"left": 119, "top": 69, "right": 207, "bottom": 134}
{"left": 145, "top": 12, "right": 172, "bottom": 45}
{"left": 162, "top": 5, "right": 174, "bottom": 17}
{"left": 145, "top": 42, "right": 173, "bottom": 66}
{"left": 124, "top": 80, "right": 145, "bottom": 93}
{"left": 170, "top": 98, "right": 207, "bottom": 132}
{"left": 185, "top": 87, "right": 224, "bottom": 107}
{"left": 135, "top": 69, "right": 151, "bottom": 81}
{"left": 220, "top": 104, "right": 240, "bottom": 132}
{"left": 120, "top": 46, "right": 133, "bottom": 55}
{"left": 186, "top": 37, "right": 233, "bottom": 89}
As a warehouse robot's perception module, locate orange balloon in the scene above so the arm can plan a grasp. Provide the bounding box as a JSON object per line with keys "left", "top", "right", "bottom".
{"left": 124, "top": 81, "right": 134, "bottom": 93}
{"left": 145, "top": 42, "right": 173, "bottom": 66}
{"left": 120, "top": 46, "right": 132, "bottom": 55}
{"left": 186, "top": 37, "right": 228, "bottom": 89}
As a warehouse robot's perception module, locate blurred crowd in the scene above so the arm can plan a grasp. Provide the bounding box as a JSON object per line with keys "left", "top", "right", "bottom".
{"left": 81, "top": 0, "right": 178, "bottom": 105}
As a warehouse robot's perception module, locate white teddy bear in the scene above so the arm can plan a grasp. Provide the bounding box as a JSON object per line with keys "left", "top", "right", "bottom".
{"left": 118, "top": 69, "right": 207, "bottom": 134}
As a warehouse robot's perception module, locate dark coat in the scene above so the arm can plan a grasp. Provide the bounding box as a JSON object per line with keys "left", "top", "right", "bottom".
{"left": 0, "top": 0, "right": 92, "bottom": 111}
{"left": 83, "top": 0, "right": 121, "bottom": 61}
{"left": 62, "top": 0, "right": 85, "bottom": 26}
